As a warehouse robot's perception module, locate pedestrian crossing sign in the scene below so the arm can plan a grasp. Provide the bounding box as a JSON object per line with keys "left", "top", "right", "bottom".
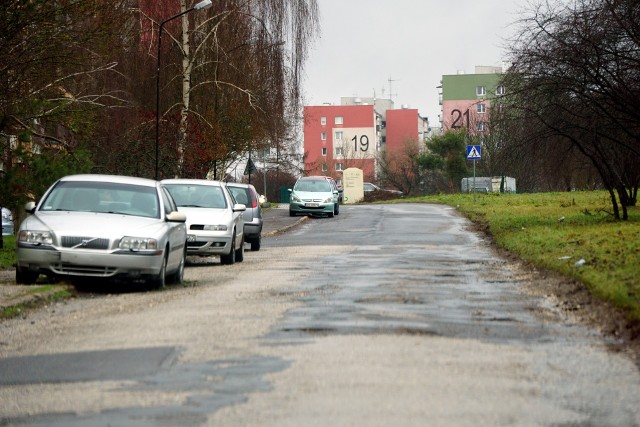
{"left": 466, "top": 145, "right": 481, "bottom": 160}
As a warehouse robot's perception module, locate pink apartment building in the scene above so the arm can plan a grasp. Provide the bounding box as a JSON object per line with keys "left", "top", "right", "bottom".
{"left": 303, "top": 104, "right": 378, "bottom": 182}
{"left": 385, "top": 108, "right": 422, "bottom": 154}
{"left": 303, "top": 101, "right": 427, "bottom": 182}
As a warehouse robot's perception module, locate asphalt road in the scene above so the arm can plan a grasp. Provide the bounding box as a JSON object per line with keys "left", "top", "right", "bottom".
{"left": 0, "top": 203, "right": 639, "bottom": 426}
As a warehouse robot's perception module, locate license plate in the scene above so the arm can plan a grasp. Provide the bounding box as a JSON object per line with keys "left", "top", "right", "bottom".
{"left": 305, "top": 203, "right": 319, "bottom": 208}
{"left": 187, "top": 234, "right": 197, "bottom": 242}
{"left": 60, "top": 252, "right": 79, "bottom": 263}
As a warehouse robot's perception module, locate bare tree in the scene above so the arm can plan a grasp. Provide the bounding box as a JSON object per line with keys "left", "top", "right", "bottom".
{"left": 377, "top": 139, "right": 424, "bottom": 195}
{"left": 136, "top": 0, "right": 319, "bottom": 179}
{"left": 501, "top": 0, "right": 640, "bottom": 219}
{"left": 0, "top": 0, "right": 133, "bottom": 208}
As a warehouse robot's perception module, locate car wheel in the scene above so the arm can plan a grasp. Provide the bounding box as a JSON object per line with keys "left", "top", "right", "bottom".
{"left": 251, "top": 234, "right": 261, "bottom": 251}
{"left": 16, "top": 267, "right": 39, "bottom": 285}
{"left": 168, "top": 246, "right": 186, "bottom": 285}
{"left": 150, "top": 252, "right": 167, "bottom": 289}
{"left": 220, "top": 233, "right": 236, "bottom": 265}
{"left": 289, "top": 210, "right": 296, "bottom": 217}
{"left": 235, "top": 235, "right": 244, "bottom": 262}
{"left": 327, "top": 210, "right": 334, "bottom": 218}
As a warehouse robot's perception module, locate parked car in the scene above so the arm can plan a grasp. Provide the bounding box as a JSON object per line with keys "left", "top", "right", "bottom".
{"left": 334, "top": 178, "right": 344, "bottom": 203}
{"left": 163, "top": 179, "right": 245, "bottom": 264}
{"left": 363, "top": 182, "right": 403, "bottom": 195}
{"left": 226, "top": 182, "right": 263, "bottom": 251}
{"left": 289, "top": 176, "right": 340, "bottom": 217}
{"left": 322, "top": 176, "right": 343, "bottom": 204}
{"left": 15, "top": 174, "right": 187, "bottom": 288}
{"left": 2, "top": 207, "right": 14, "bottom": 236}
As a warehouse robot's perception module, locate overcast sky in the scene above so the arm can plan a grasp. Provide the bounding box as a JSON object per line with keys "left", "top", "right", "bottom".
{"left": 302, "top": 0, "right": 529, "bottom": 124}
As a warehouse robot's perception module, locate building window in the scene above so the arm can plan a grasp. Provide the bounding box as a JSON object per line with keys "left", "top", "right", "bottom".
{"left": 477, "top": 103, "right": 486, "bottom": 114}
{"left": 476, "top": 121, "right": 486, "bottom": 132}
{"left": 321, "top": 164, "right": 328, "bottom": 172}
{"left": 321, "top": 116, "right": 327, "bottom": 125}
{"left": 321, "top": 132, "right": 326, "bottom": 141}
{"left": 476, "top": 86, "right": 486, "bottom": 96}
{"left": 335, "top": 116, "right": 343, "bottom": 125}
{"left": 335, "top": 163, "right": 343, "bottom": 171}
{"left": 496, "top": 85, "right": 505, "bottom": 95}
{"left": 322, "top": 147, "right": 327, "bottom": 156}
{"left": 335, "top": 131, "right": 343, "bottom": 142}
{"left": 335, "top": 147, "right": 343, "bottom": 156}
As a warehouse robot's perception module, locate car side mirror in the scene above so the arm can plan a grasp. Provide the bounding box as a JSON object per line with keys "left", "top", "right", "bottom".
{"left": 166, "top": 211, "right": 187, "bottom": 223}
{"left": 233, "top": 203, "right": 246, "bottom": 212}
{"left": 24, "top": 201, "right": 37, "bottom": 214}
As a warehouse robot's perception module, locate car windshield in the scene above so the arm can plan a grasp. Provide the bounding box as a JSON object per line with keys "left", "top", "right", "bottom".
{"left": 39, "top": 181, "right": 160, "bottom": 219}
{"left": 294, "top": 180, "right": 332, "bottom": 192}
{"left": 164, "top": 184, "right": 227, "bottom": 209}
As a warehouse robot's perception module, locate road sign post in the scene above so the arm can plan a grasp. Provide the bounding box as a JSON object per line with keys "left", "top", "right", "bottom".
{"left": 466, "top": 145, "right": 482, "bottom": 204}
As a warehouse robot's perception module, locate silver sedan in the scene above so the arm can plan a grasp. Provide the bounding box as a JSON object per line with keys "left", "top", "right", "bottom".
{"left": 162, "top": 179, "right": 246, "bottom": 264}
{"left": 16, "top": 174, "right": 187, "bottom": 288}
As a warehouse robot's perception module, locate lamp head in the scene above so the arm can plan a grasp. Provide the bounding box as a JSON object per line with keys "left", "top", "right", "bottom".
{"left": 194, "top": 0, "right": 213, "bottom": 10}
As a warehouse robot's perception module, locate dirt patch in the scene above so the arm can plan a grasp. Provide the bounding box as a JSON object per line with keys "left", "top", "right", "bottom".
{"left": 516, "top": 257, "right": 640, "bottom": 363}
{"left": 468, "top": 220, "right": 640, "bottom": 364}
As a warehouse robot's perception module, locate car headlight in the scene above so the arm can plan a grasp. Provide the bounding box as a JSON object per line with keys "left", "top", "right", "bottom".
{"left": 19, "top": 230, "right": 53, "bottom": 245}
{"left": 323, "top": 197, "right": 334, "bottom": 203}
{"left": 291, "top": 193, "right": 301, "bottom": 203}
{"left": 120, "top": 237, "right": 158, "bottom": 250}
{"left": 203, "top": 225, "right": 228, "bottom": 231}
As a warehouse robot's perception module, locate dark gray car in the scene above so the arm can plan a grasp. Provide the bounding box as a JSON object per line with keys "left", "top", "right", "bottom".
{"left": 226, "top": 183, "right": 263, "bottom": 251}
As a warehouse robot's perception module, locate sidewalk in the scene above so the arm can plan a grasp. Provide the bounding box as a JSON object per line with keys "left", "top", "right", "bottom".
{"left": 261, "top": 203, "right": 307, "bottom": 237}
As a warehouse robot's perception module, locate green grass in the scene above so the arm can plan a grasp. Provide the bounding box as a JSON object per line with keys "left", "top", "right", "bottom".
{"left": 408, "top": 191, "right": 640, "bottom": 321}
{"left": 0, "top": 235, "right": 16, "bottom": 269}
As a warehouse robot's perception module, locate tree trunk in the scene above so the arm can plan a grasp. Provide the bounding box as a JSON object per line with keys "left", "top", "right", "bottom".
{"left": 177, "top": 0, "right": 191, "bottom": 178}
{"left": 607, "top": 188, "right": 620, "bottom": 220}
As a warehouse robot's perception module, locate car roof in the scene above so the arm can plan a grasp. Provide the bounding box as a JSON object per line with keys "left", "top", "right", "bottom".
{"left": 161, "top": 178, "right": 224, "bottom": 187}
{"left": 226, "top": 182, "right": 255, "bottom": 189}
{"left": 298, "top": 176, "right": 331, "bottom": 181}
{"left": 60, "top": 174, "right": 158, "bottom": 188}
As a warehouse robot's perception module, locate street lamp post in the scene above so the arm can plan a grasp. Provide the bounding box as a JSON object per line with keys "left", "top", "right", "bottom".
{"left": 155, "top": 0, "right": 213, "bottom": 180}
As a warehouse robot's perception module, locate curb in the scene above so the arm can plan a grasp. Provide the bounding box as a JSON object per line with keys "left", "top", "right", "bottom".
{"left": 263, "top": 215, "right": 308, "bottom": 237}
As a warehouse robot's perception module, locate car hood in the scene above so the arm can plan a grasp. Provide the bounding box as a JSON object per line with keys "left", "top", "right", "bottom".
{"left": 177, "top": 207, "right": 234, "bottom": 225}
{"left": 22, "top": 211, "right": 169, "bottom": 238}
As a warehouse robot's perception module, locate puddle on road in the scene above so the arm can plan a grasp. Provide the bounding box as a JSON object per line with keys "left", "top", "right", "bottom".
{"left": 264, "top": 243, "right": 596, "bottom": 348}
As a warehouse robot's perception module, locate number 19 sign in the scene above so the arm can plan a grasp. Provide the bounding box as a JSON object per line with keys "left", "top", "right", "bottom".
{"left": 341, "top": 127, "right": 376, "bottom": 159}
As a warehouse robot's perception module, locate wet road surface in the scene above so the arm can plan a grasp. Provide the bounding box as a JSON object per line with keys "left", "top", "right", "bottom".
{"left": 1, "top": 203, "right": 639, "bottom": 426}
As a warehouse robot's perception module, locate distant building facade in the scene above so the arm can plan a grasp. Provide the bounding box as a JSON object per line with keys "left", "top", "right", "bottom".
{"left": 439, "top": 66, "right": 504, "bottom": 136}
{"left": 303, "top": 103, "right": 378, "bottom": 181}
{"left": 386, "top": 108, "right": 428, "bottom": 155}
{"left": 303, "top": 99, "right": 428, "bottom": 182}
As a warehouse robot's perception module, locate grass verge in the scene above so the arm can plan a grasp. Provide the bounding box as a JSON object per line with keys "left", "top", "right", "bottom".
{"left": 1, "top": 284, "right": 74, "bottom": 320}
{"left": 0, "top": 235, "right": 16, "bottom": 269}
{"left": 407, "top": 191, "right": 640, "bottom": 322}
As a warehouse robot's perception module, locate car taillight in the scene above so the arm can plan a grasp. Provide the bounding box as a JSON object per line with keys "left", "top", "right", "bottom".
{"left": 252, "top": 193, "right": 258, "bottom": 208}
